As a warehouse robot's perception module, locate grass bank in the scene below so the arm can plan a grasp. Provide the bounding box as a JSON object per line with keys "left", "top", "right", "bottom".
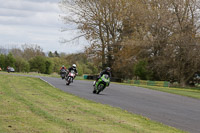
{"left": 0, "top": 71, "right": 60, "bottom": 78}
{"left": 0, "top": 71, "right": 83, "bottom": 80}
{"left": 0, "top": 74, "right": 185, "bottom": 133}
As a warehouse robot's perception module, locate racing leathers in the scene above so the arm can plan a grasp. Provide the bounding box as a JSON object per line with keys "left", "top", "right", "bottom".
{"left": 66, "top": 66, "right": 78, "bottom": 82}
{"left": 94, "top": 69, "right": 111, "bottom": 86}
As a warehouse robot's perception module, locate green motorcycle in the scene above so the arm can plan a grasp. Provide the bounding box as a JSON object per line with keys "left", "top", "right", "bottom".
{"left": 93, "top": 74, "right": 110, "bottom": 94}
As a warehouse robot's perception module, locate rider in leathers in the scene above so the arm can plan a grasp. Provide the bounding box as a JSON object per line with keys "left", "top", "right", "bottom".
{"left": 66, "top": 64, "right": 78, "bottom": 82}
{"left": 93, "top": 67, "right": 111, "bottom": 86}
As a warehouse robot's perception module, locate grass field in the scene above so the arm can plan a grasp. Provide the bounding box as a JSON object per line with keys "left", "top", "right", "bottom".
{"left": 0, "top": 74, "right": 185, "bottom": 133}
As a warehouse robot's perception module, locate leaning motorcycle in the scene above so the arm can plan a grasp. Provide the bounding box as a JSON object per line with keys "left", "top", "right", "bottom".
{"left": 60, "top": 69, "right": 67, "bottom": 79}
{"left": 66, "top": 71, "right": 76, "bottom": 85}
{"left": 93, "top": 74, "right": 110, "bottom": 94}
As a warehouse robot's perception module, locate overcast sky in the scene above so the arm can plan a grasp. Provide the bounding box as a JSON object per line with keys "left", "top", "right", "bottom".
{"left": 0, "top": 0, "right": 88, "bottom": 54}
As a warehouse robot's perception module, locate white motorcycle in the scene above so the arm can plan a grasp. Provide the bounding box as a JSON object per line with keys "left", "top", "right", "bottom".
{"left": 66, "top": 71, "right": 76, "bottom": 85}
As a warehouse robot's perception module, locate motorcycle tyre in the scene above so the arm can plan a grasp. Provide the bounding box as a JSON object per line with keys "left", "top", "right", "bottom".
{"left": 96, "top": 84, "right": 104, "bottom": 94}
{"left": 97, "top": 90, "right": 101, "bottom": 94}
{"left": 66, "top": 79, "right": 70, "bottom": 85}
{"left": 66, "top": 81, "right": 70, "bottom": 85}
{"left": 93, "top": 90, "right": 96, "bottom": 94}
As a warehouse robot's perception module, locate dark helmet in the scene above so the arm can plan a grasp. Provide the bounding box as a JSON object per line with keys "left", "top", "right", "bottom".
{"left": 106, "top": 67, "right": 111, "bottom": 71}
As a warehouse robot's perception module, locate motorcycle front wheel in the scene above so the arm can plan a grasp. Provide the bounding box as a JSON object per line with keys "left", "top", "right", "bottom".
{"left": 97, "top": 84, "right": 105, "bottom": 94}
{"left": 66, "top": 77, "right": 71, "bottom": 85}
{"left": 93, "top": 90, "right": 96, "bottom": 93}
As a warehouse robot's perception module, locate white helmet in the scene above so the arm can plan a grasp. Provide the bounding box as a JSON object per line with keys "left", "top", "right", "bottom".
{"left": 72, "top": 64, "right": 76, "bottom": 68}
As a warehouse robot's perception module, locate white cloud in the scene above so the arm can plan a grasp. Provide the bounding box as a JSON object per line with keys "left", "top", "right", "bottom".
{"left": 0, "top": 0, "right": 60, "bottom": 12}
{"left": 0, "top": 0, "right": 88, "bottom": 54}
{"left": 0, "top": 0, "right": 61, "bottom": 27}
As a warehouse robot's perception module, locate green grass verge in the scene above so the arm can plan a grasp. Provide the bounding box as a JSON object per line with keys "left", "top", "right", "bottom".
{"left": 0, "top": 71, "right": 84, "bottom": 80}
{"left": 117, "top": 83, "right": 200, "bottom": 99}
{"left": 0, "top": 74, "right": 185, "bottom": 133}
{"left": 0, "top": 71, "right": 60, "bottom": 78}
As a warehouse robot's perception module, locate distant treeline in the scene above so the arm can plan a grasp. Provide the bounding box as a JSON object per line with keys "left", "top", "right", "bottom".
{"left": 0, "top": 44, "right": 98, "bottom": 76}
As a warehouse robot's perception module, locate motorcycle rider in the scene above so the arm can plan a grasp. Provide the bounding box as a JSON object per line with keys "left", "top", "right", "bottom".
{"left": 60, "top": 65, "right": 67, "bottom": 79}
{"left": 66, "top": 64, "right": 78, "bottom": 82}
{"left": 7, "top": 66, "right": 10, "bottom": 73}
{"left": 93, "top": 67, "right": 111, "bottom": 86}
{"left": 60, "top": 65, "right": 66, "bottom": 71}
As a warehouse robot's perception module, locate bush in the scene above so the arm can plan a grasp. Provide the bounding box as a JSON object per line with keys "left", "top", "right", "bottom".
{"left": 29, "top": 56, "right": 47, "bottom": 74}
{"left": 15, "top": 57, "right": 30, "bottom": 72}
{"left": 134, "top": 60, "right": 152, "bottom": 80}
{"left": 0, "top": 54, "right": 5, "bottom": 70}
{"left": 45, "top": 59, "right": 53, "bottom": 74}
{"left": 5, "top": 53, "right": 16, "bottom": 69}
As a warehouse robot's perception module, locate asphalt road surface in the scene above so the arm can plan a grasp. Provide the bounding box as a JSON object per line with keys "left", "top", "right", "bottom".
{"left": 39, "top": 77, "right": 200, "bottom": 133}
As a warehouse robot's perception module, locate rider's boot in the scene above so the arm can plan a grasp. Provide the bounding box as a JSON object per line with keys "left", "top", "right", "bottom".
{"left": 93, "top": 81, "right": 96, "bottom": 86}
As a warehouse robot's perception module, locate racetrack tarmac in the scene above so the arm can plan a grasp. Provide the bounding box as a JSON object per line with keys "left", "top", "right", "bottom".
{"left": 21, "top": 75, "right": 200, "bottom": 133}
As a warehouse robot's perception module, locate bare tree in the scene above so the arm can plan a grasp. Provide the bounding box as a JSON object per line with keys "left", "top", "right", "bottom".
{"left": 165, "top": 0, "right": 200, "bottom": 86}
{"left": 11, "top": 48, "right": 23, "bottom": 57}
{"left": 60, "top": 0, "right": 132, "bottom": 69}
{"left": 141, "top": 0, "right": 200, "bottom": 86}
{"left": 21, "top": 44, "right": 45, "bottom": 60}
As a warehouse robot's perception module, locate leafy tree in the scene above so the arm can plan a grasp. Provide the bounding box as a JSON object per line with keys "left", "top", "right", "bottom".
{"left": 49, "top": 57, "right": 69, "bottom": 73}
{"left": 54, "top": 51, "right": 60, "bottom": 57}
{"left": 0, "top": 54, "right": 5, "bottom": 70}
{"left": 29, "top": 56, "right": 46, "bottom": 73}
{"left": 64, "top": 53, "right": 87, "bottom": 65}
{"left": 87, "top": 62, "right": 98, "bottom": 74}
{"left": 45, "top": 59, "right": 53, "bottom": 74}
{"left": 63, "top": 53, "right": 98, "bottom": 75}
{"left": 15, "top": 57, "right": 30, "bottom": 72}
{"left": 5, "top": 53, "right": 16, "bottom": 68}
{"left": 134, "top": 60, "right": 152, "bottom": 80}
{"left": 76, "top": 63, "right": 84, "bottom": 76}
{"left": 48, "top": 51, "right": 54, "bottom": 57}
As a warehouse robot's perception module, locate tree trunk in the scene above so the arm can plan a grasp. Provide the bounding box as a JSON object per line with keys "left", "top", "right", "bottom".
{"left": 179, "top": 77, "right": 187, "bottom": 87}
{"left": 102, "top": 45, "right": 106, "bottom": 68}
